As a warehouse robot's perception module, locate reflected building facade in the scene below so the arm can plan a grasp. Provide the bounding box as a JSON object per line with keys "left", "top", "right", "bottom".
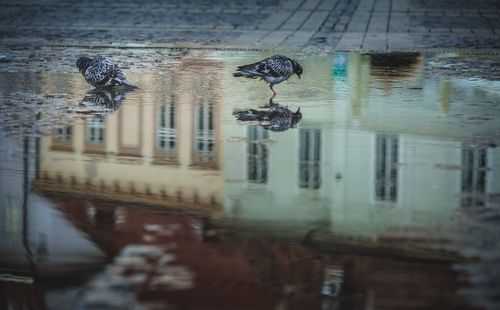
{"left": 2, "top": 51, "right": 500, "bottom": 310}
{"left": 247, "top": 125, "right": 269, "bottom": 184}
{"left": 223, "top": 52, "right": 500, "bottom": 240}
{"left": 375, "top": 134, "right": 399, "bottom": 202}
{"left": 461, "top": 147, "right": 489, "bottom": 207}
{"left": 35, "top": 56, "right": 225, "bottom": 209}
{"left": 299, "top": 129, "right": 322, "bottom": 190}
{"left": 22, "top": 52, "right": 500, "bottom": 244}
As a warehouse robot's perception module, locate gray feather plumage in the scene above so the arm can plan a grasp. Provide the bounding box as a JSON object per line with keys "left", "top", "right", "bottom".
{"left": 233, "top": 55, "right": 302, "bottom": 86}
{"left": 234, "top": 100, "right": 302, "bottom": 132}
{"left": 77, "top": 55, "right": 136, "bottom": 88}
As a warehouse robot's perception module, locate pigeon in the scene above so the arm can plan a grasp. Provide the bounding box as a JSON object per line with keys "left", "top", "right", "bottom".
{"left": 76, "top": 55, "right": 137, "bottom": 89}
{"left": 233, "top": 55, "right": 303, "bottom": 96}
{"left": 234, "top": 98, "right": 302, "bottom": 132}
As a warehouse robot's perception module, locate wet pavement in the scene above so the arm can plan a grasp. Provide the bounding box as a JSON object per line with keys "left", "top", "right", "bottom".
{"left": 1, "top": 50, "right": 500, "bottom": 309}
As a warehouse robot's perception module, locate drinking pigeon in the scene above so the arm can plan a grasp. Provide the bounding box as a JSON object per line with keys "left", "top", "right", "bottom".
{"left": 233, "top": 55, "right": 303, "bottom": 96}
{"left": 234, "top": 98, "right": 302, "bottom": 132}
{"left": 76, "top": 55, "right": 136, "bottom": 89}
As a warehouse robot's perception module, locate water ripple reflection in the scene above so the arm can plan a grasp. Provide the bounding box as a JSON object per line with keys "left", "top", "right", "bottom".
{"left": 0, "top": 50, "right": 499, "bottom": 309}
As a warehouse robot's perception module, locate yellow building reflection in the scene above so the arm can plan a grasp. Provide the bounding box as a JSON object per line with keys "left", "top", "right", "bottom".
{"left": 35, "top": 56, "right": 225, "bottom": 209}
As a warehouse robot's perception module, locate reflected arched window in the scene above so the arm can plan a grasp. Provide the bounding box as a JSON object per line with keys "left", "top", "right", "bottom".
{"left": 461, "top": 148, "right": 487, "bottom": 206}
{"left": 87, "top": 117, "right": 104, "bottom": 145}
{"left": 157, "top": 104, "right": 176, "bottom": 152}
{"left": 55, "top": 127, "right": 72, "bottom": 141}
{"left": 375, "top": 134, "right": 398, "bottom": 202}
{"left": 247, "top": 126, "right": 268, "bottom": 184}
{"left": 321, "top": 265, "right": 344, "bottom": 297}
{"left": 52, "top": 126, "right": 73, "bottom": 152}
{"left": 193, "top": 102, "right": 215, "bottom": 165}
{"left": 299, "top": 129, "right": 321, "bottom": 189}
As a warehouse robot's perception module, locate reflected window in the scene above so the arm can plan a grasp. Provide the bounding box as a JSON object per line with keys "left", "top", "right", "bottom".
{"left": 87, "top": 117, "right": 104, "bottom": 145}
{"left": 86, "top": 206, "right": 96, "bottom": 225}
{"left": 193, "top": 102, "right": 215, "bottom": 163}
{"left": 299, "top": 129, "right": 321, "bottom": 189}
{"left": 52, "top": 126, "right": 73, "bottom": 152}
{"left": 36, "top": 233, "right": 49, "bottom": 261}
{"left": 157, "top": 104, "right": 176, "bottom": 151}
{"left": 55, "top": 127, "right": 72, "bottom": 141}
{"left": 321, "top": 265, "right": 344, "bottom": 297}
{"left": 114, "top": 207, "right": 127, "bottom": 225}
{"left": 375, "top": 134, "right": 398, "bottom": 202}
{"left": 247, "top": 126, "right": 269, "bottom": 184}
{"left": 461, "top": 148, "right": 487, "bottom": 206}
{"left": 3, "top": 197, "right": 21, "bottom": 234}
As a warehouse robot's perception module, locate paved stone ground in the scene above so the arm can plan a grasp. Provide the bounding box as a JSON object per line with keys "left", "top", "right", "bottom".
{"left": 0, "top": 0, "right": 499, "bottom": 51}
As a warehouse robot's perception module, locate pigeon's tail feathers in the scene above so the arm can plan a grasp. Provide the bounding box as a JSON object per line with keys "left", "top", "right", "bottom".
{"left": 233, "top": 63, "right": 264, "bottom": 78}
{"left": 236, "top": 63, "right": 254, "bottom": 71}
{"left": 234, "top": 109, "right": 263, "bottom": 121}
{"left": 121, "top": 79, "right": 139, "bottom": 89}
{"left": 236, "top": 59, "right": 265, "bottom": 72}
{"left": 233, "top": 71, "right": 259, "bottom": 79}
{"left": 236, "top": 113, "right": 258, "bottom": 121}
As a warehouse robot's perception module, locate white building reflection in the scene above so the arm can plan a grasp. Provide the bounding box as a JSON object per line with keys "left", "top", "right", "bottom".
{"left": 299, "top": 129, "right": 322, "bottom": 190}
{"left": 223, "top": 52, "right": 500, "bottom": 239}
{"left": 247, "top": 126, "right": 269, "bottom": 184}
{"left": 375, "top": 134, "right": 398, "bottom": 202}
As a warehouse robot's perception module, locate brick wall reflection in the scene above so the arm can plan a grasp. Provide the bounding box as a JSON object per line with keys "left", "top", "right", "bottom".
{"left": 44, "top": 194, "right": 476, "bottom": 310}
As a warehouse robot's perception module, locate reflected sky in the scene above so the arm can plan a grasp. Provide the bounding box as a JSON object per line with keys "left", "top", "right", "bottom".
{"left": 1, "top": 50, "right": 499, "bottom": 309}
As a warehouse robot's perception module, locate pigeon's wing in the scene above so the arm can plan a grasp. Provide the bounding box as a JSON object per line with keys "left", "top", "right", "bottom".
{"left": 265, "top": 111, "right": 293, "bottom": 132}
{"left": 266, "top": 56, "right": 293, "bottom": 77}
{"left": 234, "top": 57, "right": 277, "bottom": 77}
{"left": 234, "top": 55, "right": 294, "bottom": 82}
{"left": 86, "top": 55, "right": 127, "bottom": 87}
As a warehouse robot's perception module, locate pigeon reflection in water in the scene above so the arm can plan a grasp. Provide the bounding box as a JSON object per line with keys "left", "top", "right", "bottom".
{"left": 76, "top": 88, "right": 132, "bottom": 120}
{"left": 233, "top": 98, "right": 302, "bottom": 132}
{"left": 80, "top": 88, "right": 130, "bottom": 112}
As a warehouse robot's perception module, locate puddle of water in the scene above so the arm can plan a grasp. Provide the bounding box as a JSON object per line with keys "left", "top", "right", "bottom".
{"left": 1, "top": 50, "right": 500, "bottom": 309}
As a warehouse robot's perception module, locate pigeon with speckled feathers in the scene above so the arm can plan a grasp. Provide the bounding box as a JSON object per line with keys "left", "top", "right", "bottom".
{"left": 234, "top": 98, "right": 302, "bottom": 132}
{"left": 76, "top": 55, "right": 136, "bottom": 89}
{"left": 233, "top": 55, "right": 303, "bottom": 96}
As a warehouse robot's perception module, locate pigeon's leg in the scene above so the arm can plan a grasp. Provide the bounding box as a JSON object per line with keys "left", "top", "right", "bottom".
{"left": 269, "top": 84, "right": 277, "bottom": 97}
{"left": 268, "top": 97, "right": 279, "bottom": 106}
